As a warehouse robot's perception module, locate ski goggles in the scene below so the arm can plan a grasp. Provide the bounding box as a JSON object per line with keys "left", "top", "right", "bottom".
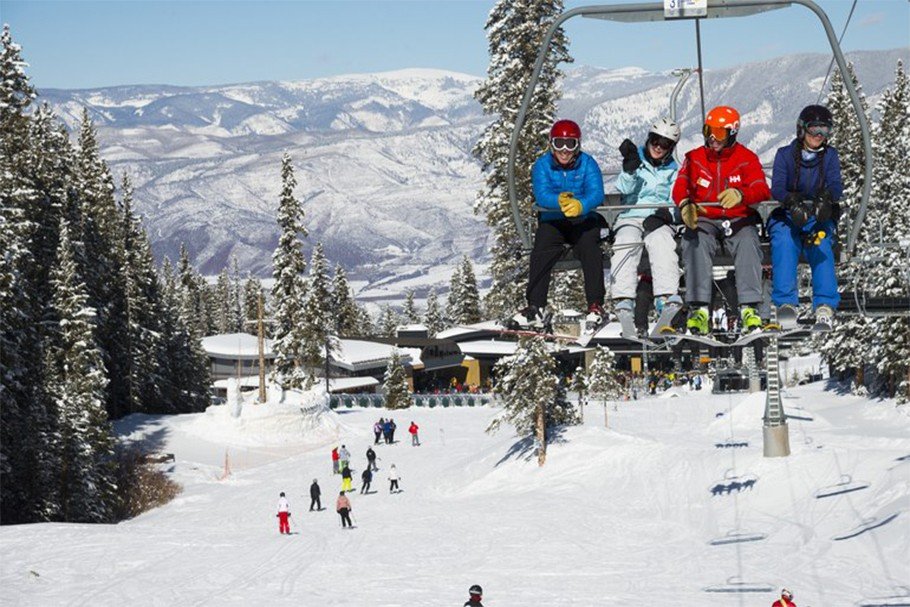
{"left": 703, "top": 124, "right": 734, "bottom": 143}
{"left": 551, "top": 137, "right": 579, "bottom": 152}
{"left": 647, "top": 134, "right": 675, "bottom": 150}
{"left": 805, "top": 125, "right": 832, "bottom": 138}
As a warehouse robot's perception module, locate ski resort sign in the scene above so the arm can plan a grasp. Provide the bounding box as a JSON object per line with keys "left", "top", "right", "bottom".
{"left": 664, "top": 0, "right": 707, "bottom": 18}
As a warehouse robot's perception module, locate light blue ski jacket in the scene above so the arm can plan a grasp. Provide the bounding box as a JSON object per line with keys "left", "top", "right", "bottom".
{"left": 614, "top": 146, "right": 679, "bottom": 219}
{"left": 532, "top": 151, "right": 605, "bottom": 223}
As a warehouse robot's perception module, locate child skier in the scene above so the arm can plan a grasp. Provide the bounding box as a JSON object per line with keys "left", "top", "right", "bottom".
{"left": 464, "top": 584, "right": 484, "bottom": 607}
{"left": 769, "top": 104, "right": 842, "bottom": 329}
{"left": 276, "top": 492, "right": 291, "bottom": 535}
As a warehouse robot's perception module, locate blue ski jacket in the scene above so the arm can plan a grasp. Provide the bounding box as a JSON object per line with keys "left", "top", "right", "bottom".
{"left": 532, "top": 151, "right": 605, "bottom": 223}
{"left": 771, "top": 139, "right": 843, "bottom": 203}
{"left": 614, "top": 145, "right": 679, "bottom": 218}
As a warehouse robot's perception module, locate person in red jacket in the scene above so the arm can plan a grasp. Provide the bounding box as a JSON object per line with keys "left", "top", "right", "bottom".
{"left": 672, "top": 105, "right": 772, "bottom": 335}
{"left": 408, "top": 421, "right": 420, "bottom": 446}
{"left": 772, "top": 588, "right": 796, "bottom": 607}
{"left": 331, "top": 446, "right": 340, "bottom": 475}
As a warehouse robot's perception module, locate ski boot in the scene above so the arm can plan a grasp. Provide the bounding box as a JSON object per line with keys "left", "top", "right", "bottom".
{"left": 740, "top": 306, "right": 763, "bottom": 334}
{"left": 813, "top": 304, "right": 834, "bottom": 332}
{"left": 653, "top": 294, "right": 683, "bottom": 334}
{"left": 507, "top": 305, "right": 548, "bottom": 332}
{"left": 614, "top": 299, "right": 637, "bottom": 338}
{"left": 584, "top": 302, "right": 607, "bottom": 335}
{"left": 686, "top": 307, "right": 710, "bottom": 336}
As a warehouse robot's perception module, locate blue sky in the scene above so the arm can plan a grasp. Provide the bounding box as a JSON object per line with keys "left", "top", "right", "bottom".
{"left": 3, "top": 0, "right": 908, "bottom": 89}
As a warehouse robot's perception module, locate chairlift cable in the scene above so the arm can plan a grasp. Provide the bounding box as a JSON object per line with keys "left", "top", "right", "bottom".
{"left": 815, "top": 0, "right": 859, "bottom": 105}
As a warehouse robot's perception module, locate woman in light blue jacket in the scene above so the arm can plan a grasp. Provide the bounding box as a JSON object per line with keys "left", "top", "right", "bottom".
{"left": 612, "top": 118, "right": 682, "bottom": 330}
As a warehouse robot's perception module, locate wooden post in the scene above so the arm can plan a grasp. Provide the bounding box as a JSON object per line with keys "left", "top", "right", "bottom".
{"left": 257, "top": 291, "right": 266, "bottom": 403}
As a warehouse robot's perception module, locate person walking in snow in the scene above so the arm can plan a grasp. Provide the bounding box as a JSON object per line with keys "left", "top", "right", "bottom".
{"left": 336, "top": 491, "right": 353, "bottom": 528}
{"left": 341, "top": 464, "right": 354, "bottom": 493}
{"left": 408, "top": 421, "right": 420, "bottom": 446}
{"left": 338, "top": 444, "right": 351, "bottom": 471}
{"left": 508, "top": 119, "right": 607, "bottom": 335}
{"left": 366, "top": 446, "right": 378, "bottom": 471}
{"left": 383, "top": 419, "right": 393, "bottom": 444}
{"left": 373, "top": 418, "right": 384, "bottom": 445}
{"left": 309, "top": 479, "right": 322, "bottom": 511}
{"left": 612, "top": 118, "right": 683, "bottom": 331}
{"left": 276, "top": 492, "right": 291, "bottom": 535}
{"left": 389, "top": 419, "right": 397, "bottom": 444}
{"left": 464, "top": 584, "right": 484, "bottom": 607}
{"left": 360, "top": 467, "right": 372, "bottom": 494}
{"left": 331, "top": 446, "right": 340, "bottom": 475}
{"left": 388, "top": 464, "right": 401, "bottom": 493}
{"left": 771, "top": 588, "right": 796, "bottom": 607}
{"left": 769, "top": 105, "right": 842, "bottom": 329}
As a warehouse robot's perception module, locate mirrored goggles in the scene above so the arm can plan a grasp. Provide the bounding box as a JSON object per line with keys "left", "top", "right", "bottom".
{"left": 648, "top": 134, "right": 675, "bottom": 150}
{"left": 805, "top": 125, "right": 831, "bottom": 138}
{"left": 551, "top": 137, "right": 579, "bottom": 152}
{"left": 703, "top": 124, "right": 731, "bottom": 143}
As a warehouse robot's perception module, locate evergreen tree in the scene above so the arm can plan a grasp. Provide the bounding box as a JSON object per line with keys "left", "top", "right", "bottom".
{"left": 586, "top": 346, "right": 623, "bottom": 426}
{"left": 270, "top": 154, "right": 308, "bottom": 389}
{"left": 446, "top": 256, "right": 483, "bottom": 325}
{"left": 446, "top": 262, "right": 463, "bottom": 324}
{"left": 300, "top": 243, "right": 332, "bottom": 388}
{"left": 243, "top": 275, "right": 266, "bottom": 334}
{"left": 376, "top": 304, "right": 400, "bottom": 338}
{"left": 489, "top": 336, "right": 560, "bottom": 465}
{"left": 383, "top": 350, "right": 411, "bottom": 410}
{"left": 473, "top": 0, "right": 571, "bottom": 317}
{"left": 403, "top": 289, "right": 421, "bottom": 325}
{"left": 47, "top": 221, "right": 117, "bottom": 522}
{"left": 214, "top": 268, "right": 234, "bottom": 334}
{"left": 229, "top": 256, "right": 243, "bottom": 333}
{"left": 423, "top": 288, "right": 446, "bottom": 336}
{"left": 550, "top": 269, "right": 586, "bottom": 314}
{"left": 331, "top": 264, "right": 360, "bottom": 336}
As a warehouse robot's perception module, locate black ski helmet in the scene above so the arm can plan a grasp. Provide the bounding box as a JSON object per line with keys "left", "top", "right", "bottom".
{"left": 797, "top": 105, "right": 833, "bottom": 140}
{"left": 469, "top": 584, "right": 483, "bottom": 596}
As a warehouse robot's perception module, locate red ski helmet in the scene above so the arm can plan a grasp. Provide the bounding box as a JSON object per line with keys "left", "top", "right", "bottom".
{"left": 550, "top": 119, "right": 581, "bottom": 140}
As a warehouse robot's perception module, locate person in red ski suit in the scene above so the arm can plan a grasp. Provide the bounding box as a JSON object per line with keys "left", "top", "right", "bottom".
{"left": 276, "top": 491, "right": 290, "bottom": 535}
{"left": 772, "top": 588, "right": 796, "bottom": 607}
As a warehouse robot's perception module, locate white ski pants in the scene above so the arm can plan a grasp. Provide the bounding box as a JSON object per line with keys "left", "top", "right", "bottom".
{"left": 609, "top": 217, "right": 680, "bottom": 301}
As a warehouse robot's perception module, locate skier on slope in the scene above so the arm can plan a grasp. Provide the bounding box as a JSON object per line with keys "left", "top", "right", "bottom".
{"left": 336, "top": 491, "right": 353, "bottom": 529}
{"left": 408, "top": 421, "right": 420, "bottom": 446}
{"left": 463, "top": 584, "right": 484, "bottom": 607}
{"left": 388, "top": 464, "right": 401, "bottom": 493}
{"left": 613, "top": 118, "right": 683, "bottom": 333}
{"left": 338, "top": 444, "right": 351, "bottom": 471}
{"left": 331, "top": 446, "right": 340, "bottom": 475}
{"left": 769, "top": 104, "right": 842, "bottom": 329}
{"left": 366, "top": 446, "right": 379, "bottom": 471}
{"left": 360, "top": 467, "right": 372, "bottom": 494}
{"left": 771, "top": 588, "right": 796, "bottom": 607}
{"left": 509, "top": 119, "right": 607, "bottom": 334}
{"left": 276, "top": 491, "right": 291, "bottom": 535}
{"left": 309, "top": 479, "right": 322, "bottom": 511}
{"left": 341, "top": 463, "right": 354, "bottom": 493}
{"left": 672, "top": 105, "right": 772, "bottom": 335}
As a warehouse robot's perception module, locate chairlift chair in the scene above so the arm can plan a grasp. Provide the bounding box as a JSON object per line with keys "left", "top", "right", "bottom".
{"left": 506, "top": 1, "right": 883, "bottom": 317}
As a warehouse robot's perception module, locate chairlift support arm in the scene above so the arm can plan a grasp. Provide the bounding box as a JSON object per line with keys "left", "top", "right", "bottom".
{"left": 507, "top": 0, "right": 873, "bottom": 259}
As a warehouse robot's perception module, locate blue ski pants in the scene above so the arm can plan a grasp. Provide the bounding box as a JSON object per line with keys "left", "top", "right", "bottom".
{"left": 768, "top": 212, "right": 839, "bottom": 309}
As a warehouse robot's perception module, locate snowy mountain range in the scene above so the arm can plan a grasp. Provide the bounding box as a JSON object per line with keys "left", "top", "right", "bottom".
{"left": 39, "top": 48, "right": 908, "bottom": 300}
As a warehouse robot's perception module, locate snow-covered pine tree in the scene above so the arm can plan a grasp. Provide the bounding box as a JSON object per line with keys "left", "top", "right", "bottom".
{"left": 243, "top": 275, "right": 266, "bottom": 335}
{"left": 570, "top": 364, "right": 587, "bottom": 422}
{"left": 403, "top": 289, "right": 420, "bottom": 325}
{"left": 423, "top": 288, "right": 446, "bottom": 336}
{"left": 376, "top": 304, "right": 400, "bottom": 338}
{"left": 446, "top": 261, "right": 463, "bottom": 324}
{"left": 47, "top": 220, "right": 116, "bottom": 522}
{"left": 383, "top": 349, "right": 411, "bottom": 410}
{"left": 300, "top": 242, "right": 332, "bottom": 389}
{"left": 489, "top": 336, "right": 560, "bottom": 465}
{"left": 550, "top": 269, "right": 586, "bottom": 315}
{"left": 459, "top": 255, "right": 483, "bottom": 323}
{"left": 473, "top": 0, "right": 571, "bottom": 318}
{"left": 213, "top": 268, "right": 234, "bottom": 334}
{"left": 270, "top": 154, "right": 308, "bottom": 389}
{"left": 229, "top": 256, "right": 244, "bottom": 333}
{"left": 331, "top": 264, "right": 360, "bottom": 337}
{"left": 866, "top": 61, "right": 910, "bottom": 401}
{"left": 585, "top": 346, "right": 622, "bottom": 426}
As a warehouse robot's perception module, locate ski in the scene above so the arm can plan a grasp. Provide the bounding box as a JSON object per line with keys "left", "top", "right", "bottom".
{"left": 732, "top": 326, "right": 811, "bottom": 347}
{"left": 577, "top": 315, "right": 610, "bottom": 347}
{"left": 653, "top": 327, "right": 726, "bottom": 348}
{"left": 649, "top": 301, "right": 683, "bottom": 339}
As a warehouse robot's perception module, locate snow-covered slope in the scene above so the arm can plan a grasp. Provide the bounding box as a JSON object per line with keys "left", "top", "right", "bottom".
{"left": 38, "top": 49, "right": 909, "bottom": 297}
{"left": 1, "top": 380, "right": 908, "bottom": 605}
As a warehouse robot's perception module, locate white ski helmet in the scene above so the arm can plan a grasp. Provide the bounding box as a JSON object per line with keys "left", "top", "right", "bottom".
{"left": 649, "top": 117, "right": 681, "bottom": 143}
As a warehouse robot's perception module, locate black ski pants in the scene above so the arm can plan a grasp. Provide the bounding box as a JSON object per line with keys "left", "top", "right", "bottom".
{"left": 390, "top": 479, "right": 399, "bottom": 493}
{"left": 361, "top": 481, "right": 371, "bottom": 494}
{"left": 310, "top": 496, "right": 321, "bottom": 511}
{"left": 527, "top": 217, "right": 605, "bottom": 309}
{"left": 338, "top": 508, "right": 352, "bottom": 528}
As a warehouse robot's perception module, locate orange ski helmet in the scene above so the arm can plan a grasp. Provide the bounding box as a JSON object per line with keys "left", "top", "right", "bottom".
{"left": 703, "top": 106, "right": 740, "bottom": 147}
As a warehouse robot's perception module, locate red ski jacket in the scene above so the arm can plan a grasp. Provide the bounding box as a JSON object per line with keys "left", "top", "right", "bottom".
{"left": 409, "top": 423, "right": 419, "bottom": 435}
{"left": 672, "top": 143, "right": 770, "bottom": 220}
{"left": 771, "top": 599, "right": 796, "bottom": 607}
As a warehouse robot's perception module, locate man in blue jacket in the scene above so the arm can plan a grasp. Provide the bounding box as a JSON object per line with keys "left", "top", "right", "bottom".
{"left": 511, "top": 119, "right": 606, "bottom": 332}
{"left": 769, "top": 105, "right": 843, "bottom": 328}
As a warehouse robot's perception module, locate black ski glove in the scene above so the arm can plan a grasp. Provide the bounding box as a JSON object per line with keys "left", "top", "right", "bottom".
{"left": 619, "top": 139, "right": 641, "bottom": 174}
{"left": 782, "top": 191, "right": 802, "bottom": 210}
{"left": 814, "top": 189, "right": 833, "bottom": 223}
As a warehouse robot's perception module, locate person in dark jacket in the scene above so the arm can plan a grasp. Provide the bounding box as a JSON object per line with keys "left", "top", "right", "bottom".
{"left": 309, "top": 479, "right": 321, "bottom": 511}
{"left": 366, "top": 446, "right": 378, "bottom": 471}
{"left": 509, "top": 119, "right": 607, "bottom": 333}
{"left": 769, "top": 104, "right": 843, "bottom": 327}
{"left": 341, "top": 464, "right": 354, "bottom": 492}
{"left": 383, "top": 419, "right": 393, "bottom": 444}
{"left": 464, "top": 584, "right": 484, "bottom": 606}
{"left": 389, "top": 418, "right": 397, "bottom": 444}
{"left": 360, "top": 467, "right": 372, "bottom": 494}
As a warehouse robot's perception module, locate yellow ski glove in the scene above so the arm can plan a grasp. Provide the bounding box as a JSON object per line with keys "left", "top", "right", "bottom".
{"left": 679, "top": 199, "right": 704, "bottom": 230}
{"left": 718, "top": 188, "right": 743, "bottom": 209}
{"left": 558, "top": 192, "right": 583, "bottom": 218}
